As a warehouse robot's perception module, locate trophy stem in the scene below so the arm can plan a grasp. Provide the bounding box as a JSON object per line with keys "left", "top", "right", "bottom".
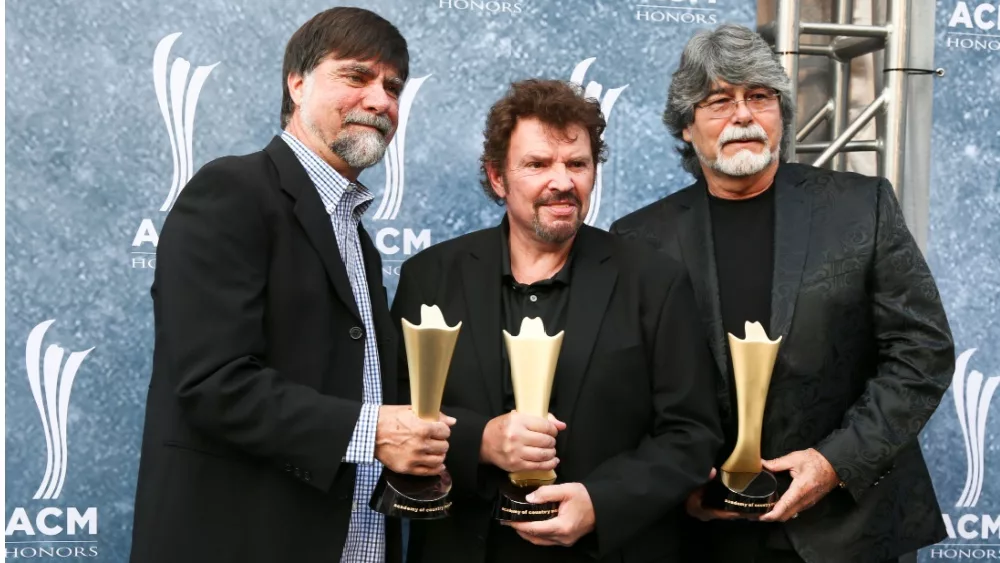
{"left": 508, "top": 469, "right": 556, "bottom": 487}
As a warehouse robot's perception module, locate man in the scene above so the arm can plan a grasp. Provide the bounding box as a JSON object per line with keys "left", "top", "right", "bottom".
{"left": 130, "top": 8, "right": 453, "bottom": 563}
{"left": 610, "top": 24, "right": 954, "bottom": 563}
{"left": 392, "top": 79, "right": 723, "bottom": 563}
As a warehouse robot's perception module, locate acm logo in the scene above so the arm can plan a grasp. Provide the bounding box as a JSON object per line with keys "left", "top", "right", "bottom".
{"left": 131, "top": 33, "right": 219, "bottom": 269}
{"left": 932, "top": 349, "right": 1000, "bottom": 561}
{"left": 569, "top": 58, "right": 627, "bottom": 227}
{"left": 5, "top": 321, "right": 99, "bottom": 559}
{"left": 369, "top": 75, "right": 434, "bottom": 276}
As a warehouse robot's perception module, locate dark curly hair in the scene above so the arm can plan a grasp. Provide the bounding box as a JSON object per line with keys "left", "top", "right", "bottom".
{"left": 479, "top": 79, "right": 608, "bottom": 204}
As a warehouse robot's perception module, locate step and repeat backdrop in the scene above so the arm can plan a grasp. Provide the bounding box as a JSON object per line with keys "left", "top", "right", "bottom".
{"left": 4, "top": 0, "right": 997, "bottom": 561}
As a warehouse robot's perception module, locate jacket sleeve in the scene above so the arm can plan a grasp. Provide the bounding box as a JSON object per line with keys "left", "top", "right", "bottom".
{"left": 581, "top": 269, "right": 724, "bottom": 556}
{"left": 815, "top": 179, "right": 955, "bottom": 502}
{"left": 155, "top": 161, "right": 363, "bottom": 493}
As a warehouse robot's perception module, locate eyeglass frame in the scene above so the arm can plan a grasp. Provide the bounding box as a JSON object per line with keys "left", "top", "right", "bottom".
{"left": 694, "top": 89, "right": 782, "bottom": 120}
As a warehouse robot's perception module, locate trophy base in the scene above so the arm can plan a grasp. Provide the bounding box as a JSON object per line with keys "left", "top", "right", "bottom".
{"left": 493, "top": 480, "right": 560, "bottom": 522}
{"left": 702, "top": 469, "right": 778, "bottom": 515}
{"left": 369, "top": 469, "right": 452, "bottom": 520}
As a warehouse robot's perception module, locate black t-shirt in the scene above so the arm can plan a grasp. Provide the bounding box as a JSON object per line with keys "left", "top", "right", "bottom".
{"left": 499, "top": 219, "right": 573, "bottom": 413}
{"left": 708, "top": 185, "right": 790, "bottom": 550}
{"left": 708, "top": 186, "right": 775, "bottom": 343}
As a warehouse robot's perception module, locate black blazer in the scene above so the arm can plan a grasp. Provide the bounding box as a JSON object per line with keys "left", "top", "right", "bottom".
{"left": 610, "top": 163, "right": 954, "bottom": 563}
{"left": 391, "top": 224, "right": 724, "bottom": 563}
{"left": 130, "top": 137, "right": 402, "bottom": 563}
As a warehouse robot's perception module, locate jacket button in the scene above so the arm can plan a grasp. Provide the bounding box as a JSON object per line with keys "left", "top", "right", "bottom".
{"left": 294, "top": 468, "right": 302, "bottom": 478}
{"left": 284, "top": 464, "right": 293, "bottom": 472}
{"left": 350, "top": 327, "right": 364, "bottom": 340}
{"left": 304, "top": 471, "right": 312, "bottom": 481}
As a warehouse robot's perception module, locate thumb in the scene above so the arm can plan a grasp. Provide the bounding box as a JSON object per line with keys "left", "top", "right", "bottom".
{"left": 525, "top": 483, "right": 570, "bottom": 504}
{"left": 547, "top": 413, "right": 567, "bottom": 431}
{"left": 439, "top": 412, "right": 457, "bottom": 426}
{"left": 762, "top": 452, "right": 798, "bottom": 472}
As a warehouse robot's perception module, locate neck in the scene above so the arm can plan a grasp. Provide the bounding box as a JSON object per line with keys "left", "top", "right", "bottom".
{"left": 703, "top": 160, "right": 779, "bottom": 200}
{"left": 507, "top": 222, "right": 574, "bottom": 285}
{"left": 284, "top": 121, "right": 360, "bottom": 182}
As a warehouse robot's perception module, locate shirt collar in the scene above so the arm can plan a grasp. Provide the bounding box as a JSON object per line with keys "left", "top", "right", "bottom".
{"left": 500, "top": 215, "right": 574, "bottom": 287}
{"left": 280, "top": 130, "right": 374, "bottom": 217}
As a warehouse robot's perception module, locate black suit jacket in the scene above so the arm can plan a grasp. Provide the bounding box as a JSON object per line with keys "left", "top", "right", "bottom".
{"left": 130, "top": 137, "right": 402, "bottom": 563}
{"left": 610, "top": 163, "right": 954, "bottom": 563}
{"left": 391, "top": 224, "right": 724, "bottom": 563}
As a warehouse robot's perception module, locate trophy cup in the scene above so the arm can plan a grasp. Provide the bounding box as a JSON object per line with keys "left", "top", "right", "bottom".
{"left": 703, "top": 321, "right": 782, "bottom": 514}
{"left": 493, "top": 317, "right": 564, "bottom": 523}
{"left": 369, "top": 304, "right": 461, "bottom": 519}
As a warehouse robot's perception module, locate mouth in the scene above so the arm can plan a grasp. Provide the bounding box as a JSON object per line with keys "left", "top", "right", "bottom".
{"left": 723, "top": 139, "right": 765, "bottom": 149}
{"left": 541, "top": 203, "right": 578, "bottom": 217}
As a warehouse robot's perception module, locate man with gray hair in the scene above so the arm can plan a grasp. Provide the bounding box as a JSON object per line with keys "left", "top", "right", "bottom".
{"left": 611, "top": 24, "right": 954, "bottom": 563}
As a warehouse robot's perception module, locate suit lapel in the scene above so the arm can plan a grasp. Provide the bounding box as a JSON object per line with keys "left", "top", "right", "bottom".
{"left": 769, "top": 164, "right": 814, "bottom": 341}
{"left": 265, "top": 136, "right": 361, "bottom": 322}
{"left": 676, "top": 188, "right": 730, "bottom": 402}
{"left": 557, "top": 226, "right": 617, "bottom": 437}
{"left": 461, "top": 229, "right": 504, "bottom": 416}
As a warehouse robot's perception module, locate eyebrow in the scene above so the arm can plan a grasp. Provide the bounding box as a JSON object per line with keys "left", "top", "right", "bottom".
{"left": 339, "top": 63, "right": 404, "bottom": 90}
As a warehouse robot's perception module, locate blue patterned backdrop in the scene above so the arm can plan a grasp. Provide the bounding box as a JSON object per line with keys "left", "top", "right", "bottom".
{"left": 4, "top": 1, "right": 997, "bottom": 561}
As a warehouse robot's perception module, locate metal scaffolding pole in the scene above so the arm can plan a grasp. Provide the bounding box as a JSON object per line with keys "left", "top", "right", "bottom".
{"left": 760, "top": 0, "right": 939, "bottom": 250}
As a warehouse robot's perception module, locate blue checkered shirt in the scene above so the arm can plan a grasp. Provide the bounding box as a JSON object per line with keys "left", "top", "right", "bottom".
{"left": 282, "top": 132, "right": 385, "bottom": 563}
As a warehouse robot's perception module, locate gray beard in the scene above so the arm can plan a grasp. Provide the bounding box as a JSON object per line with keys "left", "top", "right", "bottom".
{"left": 329, "top": 129, "right": 388, "bottom": 170}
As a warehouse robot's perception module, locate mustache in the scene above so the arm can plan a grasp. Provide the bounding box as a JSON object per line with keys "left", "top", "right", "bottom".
{"left": 718, "top": 124, "right": 768, "bottom": 147}
{"left": 342, "top": 111, "right": 394, "bottom": 137}
{"left": 533, "top": 191, "right": 581, "bottom": 209}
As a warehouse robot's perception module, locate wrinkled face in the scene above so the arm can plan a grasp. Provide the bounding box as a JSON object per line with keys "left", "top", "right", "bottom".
{"left": 288, "top": 56, "right": 403, "bottom": 171}
{"left": 488, "top": 117, "right": 595, "bottom": 245}
{"left": 683, "top": 80, "right": 783, "bottom": 178}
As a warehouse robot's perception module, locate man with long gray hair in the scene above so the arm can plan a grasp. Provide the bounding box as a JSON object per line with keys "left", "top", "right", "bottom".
{"left": 611, "top": 24, "right": 954, "bottom": 563}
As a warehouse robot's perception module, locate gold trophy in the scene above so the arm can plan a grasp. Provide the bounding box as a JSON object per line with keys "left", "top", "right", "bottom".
{"left": 703, "top": 321, "right": 782, "bottom": 514}
{"left": 493, "top": 317, "right": 564, "bottom": 522}
{"left": 370, "top": 305, "right": 461, "bottom": 519}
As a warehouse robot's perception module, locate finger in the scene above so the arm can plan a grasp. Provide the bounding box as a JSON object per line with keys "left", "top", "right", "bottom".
{"left": 514, "top": 530, "right": 560, "bottom": 546}
{"left": 438, "top": 413, "right": 457, "bottom": 426}
{"left": 708, "top": 467, "right": 717, "bottom": 480}
{"left": 413, "top": 454, "right": 447, "bottom": 469}
{"left": 408, "top": 463, "right": 446, "bottom": 477}
{"left": 547, "top": 413, "right": 567, "bottom": 431}
{"left": 510, "top": 519, "right": 561, "bottom": 537}
{"left": 759, "top": 478, "right": 808, "bottom": 522}
{"left": 518, "top": 414, "right": 559, "bottom": 436}
{"left": 762, "top": 452, "right": 801, "bottom": 473}
{"left": 525, "top": 483, "right": 571, "bottom": 504}
{"left": 424, "top": 422, "right": 452, "bottom": 441}
{"left": 419, "top": 441, "right": 450, "bottom": 456}
{"left": 517, "top": 446, "right": 558, "bottom": 463}
{"left": 518, "top": 431, "right": 557, "bottom": 449}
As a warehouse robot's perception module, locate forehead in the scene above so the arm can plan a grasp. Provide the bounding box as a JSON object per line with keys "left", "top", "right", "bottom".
{"left": 704, "top": 79, "right": 769, "bottom": 96}
{"left": 510, "top": 118, "right": 591, "bottom": 152}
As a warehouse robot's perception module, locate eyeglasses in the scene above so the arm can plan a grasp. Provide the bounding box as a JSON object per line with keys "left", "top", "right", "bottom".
{"left": 696, "top": 91, "right": 780, "bottom": 119}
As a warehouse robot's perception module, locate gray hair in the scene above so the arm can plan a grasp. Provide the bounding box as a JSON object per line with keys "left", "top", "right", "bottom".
{"left": 663, "top": 24, "right": 796, "bottom": 177}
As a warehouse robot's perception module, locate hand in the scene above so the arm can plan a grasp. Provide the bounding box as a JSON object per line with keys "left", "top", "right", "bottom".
{"left": 685, "top": 468, "right": 751, "bottom": 522}
{"left": 758, "top": 448, "right": 839, "bottom": 522}
{"left": 480, "top": 411, "right": 566, "bottom": 473}
{"left": 374, "top": 405, "right": 455, "bottom": 476}
{"left": 509, "top": 483, "right": 595, "bottom": 547}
